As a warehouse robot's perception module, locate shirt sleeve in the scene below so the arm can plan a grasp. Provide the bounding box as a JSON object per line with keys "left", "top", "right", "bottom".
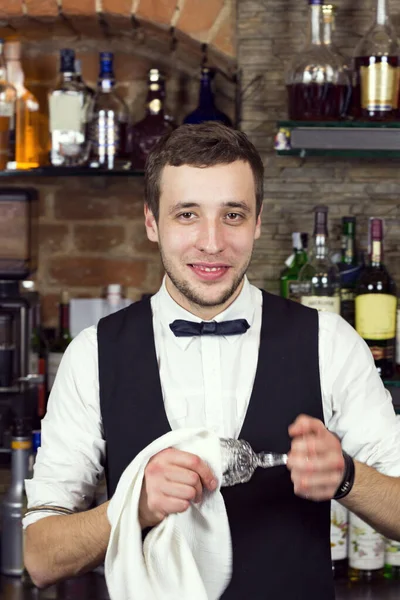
{"left": 319, "top": 311, "right": 400, "bottom": 477}
{"left": 23, "top": 326, "right": 106, "bottom": 529}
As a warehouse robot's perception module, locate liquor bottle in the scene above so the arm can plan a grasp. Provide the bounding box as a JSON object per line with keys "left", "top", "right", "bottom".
{"left": 4, "top": 40, "right": 40, "bottom": 170}
{"left": 280, "top": 232, "right": 308, "bottom": 301}
{"left": 48, "top": 290, "right": 72, "bottom": 393}
{"left": 384, "top": 538, "right": 400, "bottom": 579}
{"left": 298, "top": 206, "right": 341, "bottom": 313}
{"left": 102, "top": 283, "right": 125, "bottom": 317}
{"left": 285, "top": 0, "right": 350, "bottom": 121}
{"left": 330, "top": 500, "right": 348, "bottom": 579}
{"left": 338, "top": 217, "right": 362, "bottom": 327}
{"left": 353, "top": 0, "right": 399, "bottom": 121}
{"left": 88, "top": 52, "right": 129, "bottom": 170}
{"left": 183, "top": 66, "right": 232, "bottom": 126}
{"left": 355, "top": 218, "right": 397, "bottom": 379}
{"left": 0, "top": 39, "right": 16, "bottom": 171}
{"left": 349, "top": 512, "right": 385, "bottom": 582}
{"left": 321, "top": 4, "right": 352, "bottom": 117}
{"left": 130, "top": 68, "right": 175, "bottom": 170}
{"left": 49, "top": 49, "right": 88, "bottom": 167}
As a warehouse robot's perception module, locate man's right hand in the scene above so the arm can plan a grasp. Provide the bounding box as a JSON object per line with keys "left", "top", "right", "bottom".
{"left": 138, "top": 447, "right": 217, "bottom": 529}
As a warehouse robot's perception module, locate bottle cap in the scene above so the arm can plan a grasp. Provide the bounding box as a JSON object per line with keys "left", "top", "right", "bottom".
{"left": 313, "top": 205, "right": 329, "bottom": 235}
{"left": 107, "top": 284, "right": 122, "bottom": 296}
{"left": 4, "top": 40, "right": 21, "bottom": 61}
{"left": 292, "top": 232, "right": 302, "bottom": 250}
{"left": 370, "top": 217, "right": 383, "bottom": 241}
{"left": 60, "top": 290, "right": 70, "bottom": 304}
{"left": 60, "top": 48, "right": 75, "bottom": 73}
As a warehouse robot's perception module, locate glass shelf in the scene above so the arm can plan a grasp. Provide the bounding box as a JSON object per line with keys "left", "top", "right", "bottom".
{"left": 0, "top": 167, "right": 145, "bottom": 177}
{"left": 275, "top": 120, "right": 400, "bottom": 158}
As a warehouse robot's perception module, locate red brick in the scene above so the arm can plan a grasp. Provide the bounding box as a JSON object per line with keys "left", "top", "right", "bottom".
{"left": 49, "top": 257, "right": 148, "bottom": 287}
{"left": 176, "top": 0, "right": 224, "bottom": 37}
{"left": 73, "top": 224, "right": 125, "bottom": 252}
{"left": 211, "top": 10, "right": 235, "bottom": 57}
{"left": 25, "top": 0, "right": 59, "bottom": 18}
{"left": 39, "top": 223, "right": 69, "bottom": 253}
{"left": 102, "top": 0, "right": 132, "bottom": 16}
{"left": 131, "top": 222, "right": 159, "bottom": 254}
{"left": 0, "top": 0, "right": 23, "bottom": 18}
{"left": 136, "top": 0, "right": 177, "bottom": 26}
{"left": 61, "top": 0, "right": 96, "bottom": 16}
{"left": 54, "top": 192, "right": 118, "bottom": 221}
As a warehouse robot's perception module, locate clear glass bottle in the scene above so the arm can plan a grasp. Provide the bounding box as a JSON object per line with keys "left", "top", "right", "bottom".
{"left": 353, "top": 0, "right": 399, "bottom": 121}
{"left": 49, "top": 49, "right": 88, "bottom": 167}
{"left": 88, "top": 52, "right": 129, "bottom": 171}
{"left": 286, "top": 0, "right": 350, "bottom": 121}
{"left": 4, "top": 40, "right": 40, "bottom": 170}
{"left": 349, "top": 512, "right": 385, "bottom": 582}
{"left": 338, "top": 216, "right": 362, "bottom": 327}
{"left": 321, "top": 4, "right": 352, "bottom": 117}
{"left": 355, "top": 218, "right": 397, "bottom": 379}
{"left": 183, "top": 66, "right": 232, "bottom": 126}
{"left": 280, "top": 232, "right": 308, "bottom": 301}
{"left": 0, "top": 39, "right": 16, "bottom": 171}
{"left": 299, "top": 205, "right": 341, "bottom": 313}
{"left": 330, "top": 500, "right": 348, "bottom": 579}
{"left": 130, "top": 68, "right": 175, "bottom": 170}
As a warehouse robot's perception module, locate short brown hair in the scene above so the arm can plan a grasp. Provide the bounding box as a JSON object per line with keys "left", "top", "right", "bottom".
{"left": 144, "top": 122, "right": 264, "bottom": 221}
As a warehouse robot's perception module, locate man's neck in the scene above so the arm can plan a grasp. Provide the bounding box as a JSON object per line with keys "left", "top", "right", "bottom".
{"left": 165, "top": 277, "right": 245, "bottom": 320}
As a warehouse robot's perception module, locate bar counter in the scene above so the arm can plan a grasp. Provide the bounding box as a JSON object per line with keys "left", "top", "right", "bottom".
{"left": 0, "top": 572, "right": 399, "bottom": 599}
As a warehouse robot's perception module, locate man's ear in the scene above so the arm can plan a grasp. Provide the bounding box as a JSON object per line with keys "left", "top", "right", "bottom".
{"left": 144, "top": 204, "right": 159, "bottom": 243}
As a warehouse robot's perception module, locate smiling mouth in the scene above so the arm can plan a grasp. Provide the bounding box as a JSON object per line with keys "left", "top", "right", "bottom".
{"left": 188, "top": 264, "right": 230, "bottom": 280}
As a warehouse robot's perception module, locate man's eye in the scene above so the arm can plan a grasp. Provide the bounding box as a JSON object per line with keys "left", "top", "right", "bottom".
{"left": 226, "top": 213, "right": 243, "bottom": 221}
{"left": 178, "top": 212, "right": 195, "bottom": 219}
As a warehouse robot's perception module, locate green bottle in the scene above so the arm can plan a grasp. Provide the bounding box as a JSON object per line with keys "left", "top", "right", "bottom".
{"left": 280, "top": 232, "right": 308, "bottom": 301}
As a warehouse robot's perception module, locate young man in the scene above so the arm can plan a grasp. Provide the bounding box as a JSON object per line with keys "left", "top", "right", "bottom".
{"left": 24, "top": 123, "right": 400, "bottom": 599}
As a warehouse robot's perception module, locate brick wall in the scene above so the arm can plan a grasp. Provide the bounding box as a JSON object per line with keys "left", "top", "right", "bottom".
{"left": 0, "top": 1, "right": 236, "bottom": 326}
{"left": 239, "top": 0, "right": 400, "bottom": 294}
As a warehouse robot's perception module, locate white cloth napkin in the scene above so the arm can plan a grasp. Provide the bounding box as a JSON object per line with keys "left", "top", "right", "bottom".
{"left": 105, "top": 428, "right": 232, "bottom": 600}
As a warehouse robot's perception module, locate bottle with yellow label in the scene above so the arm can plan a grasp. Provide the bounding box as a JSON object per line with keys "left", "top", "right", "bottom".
{"left": 355, "top": 218, "right": 397, "bottom": 379}
{"left": 352, "top": 0, "right": 399, "bottom": 121}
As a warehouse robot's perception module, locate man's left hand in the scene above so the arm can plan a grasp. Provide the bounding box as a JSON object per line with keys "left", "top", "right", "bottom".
{"left": 287, "top": 414, "right": 345, "bottom": 501}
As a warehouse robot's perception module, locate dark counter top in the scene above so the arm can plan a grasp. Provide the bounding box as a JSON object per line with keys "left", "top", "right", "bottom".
{"left": 0, "top": 572, "right": 399, "bottom": 599}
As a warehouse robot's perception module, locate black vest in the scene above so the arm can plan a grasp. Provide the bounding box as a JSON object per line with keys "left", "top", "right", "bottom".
{"left": 98, "top": 291, "right": 335, "bottom": 600}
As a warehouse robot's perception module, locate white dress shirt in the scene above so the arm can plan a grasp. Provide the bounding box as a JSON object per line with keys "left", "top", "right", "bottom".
{"left": 23, "top": 277, "right": 400, "bottom": 528}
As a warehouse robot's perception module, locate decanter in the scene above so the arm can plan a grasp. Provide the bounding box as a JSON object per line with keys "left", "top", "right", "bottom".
{"left": 220, "top": 438, "right": 287, "bottom": 487}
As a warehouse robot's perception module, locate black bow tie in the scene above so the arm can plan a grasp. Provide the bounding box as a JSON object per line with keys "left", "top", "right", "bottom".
{"left": 169, "top": 318, "right": 250, "bottom": 338}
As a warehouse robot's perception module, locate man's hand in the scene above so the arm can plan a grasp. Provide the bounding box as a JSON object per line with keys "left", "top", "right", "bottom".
{"left": 139, "top": 448, "right": 217, "bottom": 529}
{"left": 287, "top": 414, "right": 345, "bottom": 501}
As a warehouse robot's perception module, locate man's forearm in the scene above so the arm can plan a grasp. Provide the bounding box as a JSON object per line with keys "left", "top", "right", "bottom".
{"left": 341, "top": 460, "right": 400, "bottom": 541}
{"left": 24, "top": 501, "right": 111, "bottom": 588}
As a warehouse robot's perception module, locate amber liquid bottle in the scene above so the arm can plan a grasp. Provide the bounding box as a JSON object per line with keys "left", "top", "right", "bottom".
{"left": 353, "top": 0, "right": 399, "bottom": 120}
{"left": 355, "top": 218, "right": 397, "bottom": 379}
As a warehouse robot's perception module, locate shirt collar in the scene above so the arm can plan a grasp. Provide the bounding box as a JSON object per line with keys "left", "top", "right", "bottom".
{"left": 153, "top": 276, "right": 256, "bottom": 351}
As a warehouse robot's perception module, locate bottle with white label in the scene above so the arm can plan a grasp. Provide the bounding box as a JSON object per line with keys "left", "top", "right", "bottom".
{"left": 330, "top": 500, "right": 348, "bottom": 579}
{"left": 384, "top": 538, "right": 400, "bottom": 579}
{"left": 299, "top": 205, "right": 341, "bottom": 313}
{"left": 349, "top": 512, "right": 385, "bottom": 582}
{"left": 49, "top": 49, "right": 89, "bottom": 167}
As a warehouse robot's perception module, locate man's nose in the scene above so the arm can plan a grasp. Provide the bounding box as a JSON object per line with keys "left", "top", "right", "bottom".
{"left": 195, "top": 220, "right": 225, "bottom": 254}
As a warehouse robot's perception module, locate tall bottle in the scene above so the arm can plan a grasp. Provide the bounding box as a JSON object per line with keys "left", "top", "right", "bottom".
{"left": 349, "top": 512, "right": 385, "bottom": 582}
{"left": 321, "top": 4, "right": 352, "bottom": 117}
{"left": 280, "top": 232, "right": 308, "bottom": 301}
{"left": 49, "top": 49, "right": 88, "bottom": 167}
{"left": 285, "top": 0, "right": 350, "bottom": 121}
{"left": 330, "top": 500, "right": 348, "bottom": 579}
{"left": 355, "top": 218, "right": 397, "bottom": 379}
{"left": 353, "top": 0, "right": 399, "bottom": 121}
{"left": 4, "top": 40, "right": 40, "bottom": 170}
{"left": 130, "top": 68, "right": 174, "bottom": 170}
{"left": 0, "top": 39, "right": 16, "bottom": 171}
{"left": 48, "top": 291, "right": 72, "bottom": 393}
{"left": 338, "top": 216, "right": 362, "bottom": 327}
{"left": 1, "top": 414, "right": 32, "bottom": 576}
{"left": 88, "top": 52, "right": 129, "bottom": 170}
{"left": 299, "top": 206, "right": 341, "bottom": 313}
{"left": 183, "top": 66, "right": 232, "bottom": 126}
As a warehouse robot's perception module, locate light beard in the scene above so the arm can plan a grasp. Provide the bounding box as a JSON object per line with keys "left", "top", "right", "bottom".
{"left": 160, "top": 249, "right": 251, "bottom": 311}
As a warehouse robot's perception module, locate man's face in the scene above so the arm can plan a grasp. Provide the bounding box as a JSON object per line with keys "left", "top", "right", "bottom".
{"left": 145, "top": 160, "right": 262, "bottom": 317}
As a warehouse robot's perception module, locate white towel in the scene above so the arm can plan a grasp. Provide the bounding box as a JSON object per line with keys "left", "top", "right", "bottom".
{"left": 105, "top": 428, "right": 232, "bottom": 600}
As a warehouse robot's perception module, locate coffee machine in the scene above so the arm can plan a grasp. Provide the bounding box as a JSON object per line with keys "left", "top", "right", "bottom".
{"left": 0, "top": 187, "right": 39, "bottom": 447}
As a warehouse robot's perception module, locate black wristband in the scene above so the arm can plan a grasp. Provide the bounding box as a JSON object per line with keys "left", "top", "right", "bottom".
{"left": 333, "top": 451, "right": 355, "bottom": 500}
